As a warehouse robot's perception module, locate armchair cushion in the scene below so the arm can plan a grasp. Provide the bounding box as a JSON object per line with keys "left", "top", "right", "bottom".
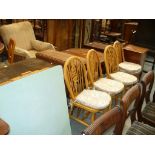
{"left": 31, "top": 40, "right": 55, "bottom": 51}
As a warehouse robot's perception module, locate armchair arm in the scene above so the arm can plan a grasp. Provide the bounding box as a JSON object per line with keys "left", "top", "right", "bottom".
{"left": 31, "top": 40, "right": 55, "bottom": 51}
{"left": 15, "top": 47, "right": 35, "bottom": 58}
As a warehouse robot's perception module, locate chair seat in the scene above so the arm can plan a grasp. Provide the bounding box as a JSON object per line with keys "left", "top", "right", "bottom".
{"left": 75, "top": 89, "right": 111, "bottom": 110}
{"left": 142, "top": 102, "right": 155, "bottom": 123}
{"left": 110, "top": 71, "right": 137, "bottom": 86}
{"left": 119, "top": 61, "right": 142, "bottom": 74}
{"left": 126, "top": 121, "right": 155, "bottom": 135}
{"left": 94, "top": 78, "right": 124, "bottom": 95}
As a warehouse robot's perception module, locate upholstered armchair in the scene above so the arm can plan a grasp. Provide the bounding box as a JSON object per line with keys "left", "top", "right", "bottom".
{"left": 0, "top": 21, "right": 55, "bottom": 60}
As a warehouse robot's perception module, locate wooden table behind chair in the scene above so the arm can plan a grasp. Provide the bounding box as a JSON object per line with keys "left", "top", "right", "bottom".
{"left": 36, "top": 49, "right": 86, "bottom": 66}
{"left": 62, "top": 48, "right": 104, "bottom": 63}
{"left": 84, "top": 41, "right": 110, "bottom": 52}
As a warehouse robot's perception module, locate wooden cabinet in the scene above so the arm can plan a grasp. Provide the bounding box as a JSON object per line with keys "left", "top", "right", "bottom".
{"left": 123, "top": 22, "right": 138, "bottom": 43}
{"left": 123, "top": 44, "right": 149, "bottom": 68}
{"left": 47, "top": 20, "right": 75, "bottom": 51}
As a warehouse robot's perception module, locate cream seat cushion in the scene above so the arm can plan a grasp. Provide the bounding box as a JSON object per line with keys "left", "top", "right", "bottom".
{"left": 75, "top": 89, "right": 111, "bottom": 110}
{"left": 119, "top": 61, "right": 142, "bottom": 74}
{"left": 110, "top": 71, "right": 137, "bottom": 86}
{"left": 94, "top": 78, "right": 124, "bottom": 95}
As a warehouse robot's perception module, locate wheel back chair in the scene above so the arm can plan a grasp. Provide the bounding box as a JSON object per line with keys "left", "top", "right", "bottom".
{"left": 64, "top": 56, "right": 112, "bottom": 127}
{"left": 113, "top": 41, "right": 142, "bottom": 79}
{"left": 104, "top": 45, "right": 138, "bottom": 90}
{"left": 86, "top": 49, "right": 124, "bottom": 105}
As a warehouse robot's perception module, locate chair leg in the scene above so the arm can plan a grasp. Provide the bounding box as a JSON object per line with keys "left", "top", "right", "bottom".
{"left": 81, "top": 111, "right": 90, "bottom": 121}
{"left": 77, "top": 108, "right": 82, "bottom": 118}
{"left": 70, "top": 115, "right": 89, "bottom": 126}
{"left": 114, "top": 95, "right": 118, "bottom": 105}
{"left": 91, "top": 113, "right": 96, "bottom": 123}
{"left": 69, "top": 104, "right": 75, "bottom": 115}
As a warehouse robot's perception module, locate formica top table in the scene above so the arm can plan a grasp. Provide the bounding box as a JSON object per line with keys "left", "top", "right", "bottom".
{"left": 84, "top": 41, "right": 110, "bottom": 52}
{"left": 36, "top": 49, "right": 86, "bottom": 66}
{"left": 0, "top": 58, "right": 53, "bottom": 86}
{"left": 63, "top": 48, "right": 104, "bottom": 63}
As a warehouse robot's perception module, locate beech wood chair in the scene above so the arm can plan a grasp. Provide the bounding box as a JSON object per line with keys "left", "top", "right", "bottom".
{"left": 113, "top": 41, "right": 142, "bottom": 79}
{"left": 104, "top": 45, "right": 137, "bottom": 90}
{"left": 64, "top": 56, "right": 111, "bottom": 126}
{"left": 86, "top": 49, "right": 124, "bottom": 104}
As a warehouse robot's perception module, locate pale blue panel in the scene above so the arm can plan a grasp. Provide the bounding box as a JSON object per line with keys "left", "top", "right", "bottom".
{"left": 0, "top": 65, "right": 71, "bottom": 135}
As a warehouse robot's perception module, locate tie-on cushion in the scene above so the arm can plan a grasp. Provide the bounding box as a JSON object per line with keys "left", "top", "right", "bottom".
{"left": 94, "top": 78, "right": 124, "bottom": 95}
{"left": 142, "top": 102, "right": 155, "bottom": 123}
{"left": 126, "top": 121, "right": 155, "bottom": 135}
{"left": 110, "top": 71, "right": 137, "bottom": 86}
{"left": 75, "top": 89, "right": 111, "bottom": 110}
{"left": 119, "top": 61, "right": 142, "bottom": 74}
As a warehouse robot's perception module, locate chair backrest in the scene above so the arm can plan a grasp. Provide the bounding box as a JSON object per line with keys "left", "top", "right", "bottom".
{"left": 135, "top": 71, "right": 155, "bottom": 122}
{"left": 121, "top": 82, "right": 144, "bottom": 125}
{"left": 0, "top": 21, "right": 36, "bottom": 50}
{"left": 141, "top": 71, "right": 154, "bottom": 103}
{"left": 113, "top": 40, "right": 124, "bottom": 63}
{"left": 86, "top": 49, "right": 102, "bottom": 86}
{"left": 64, "top": 56, "right": 88, "bottom": 100}
{"left": 7, "top": 38, "right": 15, "bottom": 64}
{"left": 104, "top": 45, "right": 119, "bottom": 78}
{"left": 82, "top": 106, "right": 123, "bottom": 135}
